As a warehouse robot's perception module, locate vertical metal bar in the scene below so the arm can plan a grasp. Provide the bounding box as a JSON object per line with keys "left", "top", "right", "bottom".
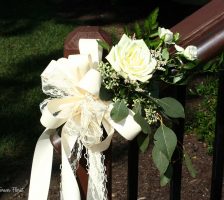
{"left": 127, "top": 137, "right": 139, "bottom": 200}
{"left": 210, "top": 67, "right": 224, "bottom": 200}
{"left": 169, "top": 85, "right": 186, "bottom": 200}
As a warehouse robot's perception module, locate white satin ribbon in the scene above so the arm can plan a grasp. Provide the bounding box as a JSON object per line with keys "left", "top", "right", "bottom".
{"left": 28, "top": 129, "right": 54, "bottom": 200}
{"left": 28, "top": 39, "right": 141, "bottom": 200}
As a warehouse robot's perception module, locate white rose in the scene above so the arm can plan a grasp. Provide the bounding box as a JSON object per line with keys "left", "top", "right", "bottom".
{"left": 159, "top": 27, "right": 173, "bottom": 44}
{"left": 105, "top": 34, "right": 157, "bottom": 82}
{"left": 183, "top": 46, "right": 197, "bottom": 61}
{"left": 174, "top": 44, "right": 197, "bottom": 61}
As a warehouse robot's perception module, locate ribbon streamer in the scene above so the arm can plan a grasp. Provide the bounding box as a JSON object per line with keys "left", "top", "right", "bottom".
{"left": 28, "top": 39, "right": 141, "bottom": 200}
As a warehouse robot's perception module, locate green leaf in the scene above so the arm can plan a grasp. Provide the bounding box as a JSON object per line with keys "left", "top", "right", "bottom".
{"left": 132, "top": 102, "right": 142, "bottom": 115}
{"left": 110, "top": 100, "right": 129, "bottom": 122}
{"left": 160, "top": 164, "right": 173, "bottom": 186}
{"left": 124, "top": 26, "right": 130, "bottom": 35}
{"left": 183, "top": 63, "right": 196, "bottom": 70}
{"left": 173, "top": 74, "right": 183, "bottom": 83}
{"left": 152, "top": 145, "right": 169, "bottom": 174}
{"left": 162, "top": 48, "right": 169, "bottom": 60}
{"left": 147, "top": 7, "right": 159, "bottom": 28}
{"left": 137, "top": 134, "right": 150, "bottom": 153}
{"left": 134, "top": 22, "right": 142, "bottom": 38}
{"left": 184, "top": 152, "right": 197, "bottom": 178}
{"left": 134, "top": 113, "right": 151, "bottom": 134}
{"left": 148, "top": 39, "right": 161, "bottom": 48}
{"left": 156, "top": 97, "right": 185, "bottom": 118}
{"left": 97, "top": 40, "right": 110, "bottom": 52}
{"left": 149, "top": 32, "right": 159, "bottom": 38}
{"left": 99, "top": 86, "right": 113, "bottom": 101}
{"left": 154, "top": 124, "right": 177, "bottom": 160}
{"left": 144, "top": 20, "right": 150, "bottom": 33}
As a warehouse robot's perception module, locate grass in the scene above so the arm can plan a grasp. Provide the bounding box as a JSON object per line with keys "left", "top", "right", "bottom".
{"left": 0, "top": 0, "right": 77, "bottom": 161}
{"left": 186, "top": 75, "right": 219, "bottom": 154}
{"left": 0, "top": 0, "right": 219, "bottom": 167}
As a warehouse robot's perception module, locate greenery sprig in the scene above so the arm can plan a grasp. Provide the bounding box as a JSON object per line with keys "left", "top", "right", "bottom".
{"left": 98, "top": 8, "right": 197, "bottom": 186}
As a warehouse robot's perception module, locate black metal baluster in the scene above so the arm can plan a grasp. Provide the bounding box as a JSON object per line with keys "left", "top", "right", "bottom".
{"left": 210, "top": 67, "right": 224, "bottom": 200}
{"left": 128, "top": 137, "right": 139, "bottom": 200}
{"left": 170, "top": 85, "right": 186, "bottom": 200}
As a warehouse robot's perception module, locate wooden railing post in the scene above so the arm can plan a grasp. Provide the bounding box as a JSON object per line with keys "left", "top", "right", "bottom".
{"left": 64, "top": 26, "right": 112, "bottom": 200}
{"left": 50, "top": 26, "right": 112, "bottom": 200}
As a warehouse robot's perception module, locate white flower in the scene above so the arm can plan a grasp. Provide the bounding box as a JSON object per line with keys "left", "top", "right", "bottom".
{"left": 175, "top": 44, "right": 198, "bottom": 61}
{"left": 183, "top": 46, "right": 197, "bottom": 61}
{"left": 159, "top": 27, "right": 173, "bottom": 44}
{"left": 105, "top": 34, "right": 157, "bottom": 82}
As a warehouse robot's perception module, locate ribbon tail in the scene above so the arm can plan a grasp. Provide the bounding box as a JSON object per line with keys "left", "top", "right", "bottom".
{"left": 28, "top": 129, "right": 54, "bottom": 200}
{"left": 61, "top": 129, "right": 81, "bottom": 200}
{"left": 86, "top": 150, "right": 107, "bottom": 200}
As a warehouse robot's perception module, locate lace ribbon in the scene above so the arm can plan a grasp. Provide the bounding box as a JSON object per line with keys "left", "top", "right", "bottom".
{"left": 28, "top": 39, "right": 141, "bottom": 200}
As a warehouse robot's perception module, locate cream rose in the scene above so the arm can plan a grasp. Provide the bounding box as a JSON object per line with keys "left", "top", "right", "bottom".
{"left": 106, "top": 34, "right": 157, "bottom": 82}
{"left": 175, "top": 44, "right": 198, "bottom": 61}
{"left": 159, "top": 27, "right": 173, "bottom": 44}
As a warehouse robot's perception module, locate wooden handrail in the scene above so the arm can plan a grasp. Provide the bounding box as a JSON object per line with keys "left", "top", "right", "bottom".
{"left": 171, "top": 0, "right": 224, "bottom": 61}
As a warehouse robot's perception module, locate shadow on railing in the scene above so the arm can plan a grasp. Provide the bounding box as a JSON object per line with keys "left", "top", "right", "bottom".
{"left": 51, "top": 0, "right": 224, "bottom": 199}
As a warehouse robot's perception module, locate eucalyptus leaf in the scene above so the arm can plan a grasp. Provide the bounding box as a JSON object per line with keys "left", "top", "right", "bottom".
{"left": 183, "top": 63, "right": 195, "bottom": 70}
{"left": 160, "top": 164, "right": 173, "bottom": 186}
{"left": 152, "top": 145, "right": 169, "bottom": 174}
{"left": 154, "top": 124, "right": 177, "bottom": 160}
{"left": 184, "top": 152, "right": 197, "bottom": 178}
{"left": 134, "top": 113, "right": 151, "bottom": 134}
{"left": 162, "top": 48, "right": 169, "bottom": 60}
{"left": 173, "top": 74, "right": 183, "bottom": 83}
{"left": 137, "top": 134, "right": 150, "bottom": 153}
{"left": 156, "top": 97, "right": 185, "bottom": 118}
{"left": 160, "top": 175, "right": 170, "bottom": 187}
{"left": 110, "top": 100, "right": 129, "bottom": 122}
{"left": 133, "top": 102, "right": 142, "bottom": 115}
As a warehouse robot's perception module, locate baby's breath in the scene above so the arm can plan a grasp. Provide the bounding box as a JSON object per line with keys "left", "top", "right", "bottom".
{"left": 98, "top": 62, "right": 120, "bottom": 90}
{"left": 144, "top": 105, "right": 158, "bottom": 125}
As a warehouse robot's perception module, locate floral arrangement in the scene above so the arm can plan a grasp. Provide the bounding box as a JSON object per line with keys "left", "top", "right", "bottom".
{"left": 97, "top": 9, "right": 197, "bottom": 185}
{"left": 28, "top": 9, "right": 197, "bottom": 200}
